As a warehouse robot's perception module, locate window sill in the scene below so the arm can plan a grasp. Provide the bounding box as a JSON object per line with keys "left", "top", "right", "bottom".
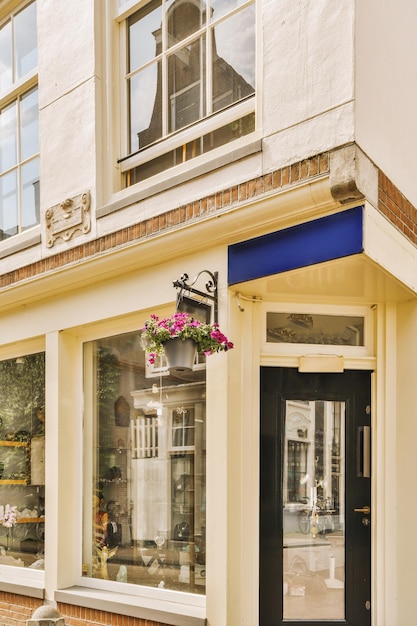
{"left": 0, "top": 226, "right": 41, "bottom": 259}
{"left": 98, "top": 132, "right": 262, "bottom": 219}
{"left": 55, "top": 586, "right": 206, "bottom": 626}
{"left": 0, "top": 565, "right": 44, "bottom": 599}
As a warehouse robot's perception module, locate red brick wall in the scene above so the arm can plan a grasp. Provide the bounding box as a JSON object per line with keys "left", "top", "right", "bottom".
{"left": 0, "top": 593, "right": 173, "bottom": 626}
{"left": 57, "top": 602, "right": 171, "bottom": 626}
{"left": 0, "top": 593, "right": 42, "bottom": 626}
{"left": 378, "top": 170, "right": 417, "bottom": 244}
{"left": 0, "top": 153, "right": 329, "bottom": 290}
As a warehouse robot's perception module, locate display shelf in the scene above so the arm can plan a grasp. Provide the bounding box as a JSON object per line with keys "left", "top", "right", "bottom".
{"left": 0, "top": 479, "right": 27, "bottom": 485}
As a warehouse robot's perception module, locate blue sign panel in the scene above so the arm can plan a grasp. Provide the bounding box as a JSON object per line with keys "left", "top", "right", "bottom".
{"left": 228, "top": 206, "right": 364, "bottom": 285}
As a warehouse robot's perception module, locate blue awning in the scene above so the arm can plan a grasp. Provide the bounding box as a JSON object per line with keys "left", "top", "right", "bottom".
{"left": 228, "top": 206, "right": 364, "bottom": 285}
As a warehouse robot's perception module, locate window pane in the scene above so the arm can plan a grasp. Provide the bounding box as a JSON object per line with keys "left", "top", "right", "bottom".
{"left": 130, "top": 61, "right": 161, "bottom": 151}
{"left": 0, "top": 21, "right": 12, "bottom": 91}
{"left": 21, "top": 87, "right": 39, "bottom": 160}
{"left": 167, "top": 0, "right": 205, "bottom": 47}
{"left": 212, "top": 5, "right": 255, "bottom": 112}
{"left": 0, "top": 170, "right": 18, "bottom": 239}
{"left": 83, "top": 330, "right": 206, "bottom": 594}
{"left": 14, "top": 1, "right": 38, "bottom": 80}
{"left": 21, "top": 157, "right": 39, "bottom": 230}
{"left": 0, "top": 102, "right": 17, "bottom": 171}
{"left": 168, "top": 36, "right": 205, "bottom": 132}
{"left": 0, "top": 352, "right": 45, "bottom": 568}
{"left": 211, "top": 0, "right": 248, "bottom": 21}
{"left": 283, "top": 400, "right": 345, "bottom": 620}
{"left": 266, "top": 313, "right": 365, "bottom": 346}
{"left": 128, "top": 0, "right": 162, "bottom": 72}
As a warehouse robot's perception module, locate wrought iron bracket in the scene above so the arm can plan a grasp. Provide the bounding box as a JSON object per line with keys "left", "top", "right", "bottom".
{"left": 173, "top": 270, "right": 218, "bottom": 324}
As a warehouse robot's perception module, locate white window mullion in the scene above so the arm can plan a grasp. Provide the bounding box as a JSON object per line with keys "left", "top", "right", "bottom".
{"left": 206, "top": 23, "right": 212, "bottom": 116}
{"left": 120, "top": 18, "right": 130, "bottom": 158}
{"left": 161, "top": 0, "right": 168, "bottom": 137}
{"left": 16, "top": 94, "right": 22, "bottom": 233}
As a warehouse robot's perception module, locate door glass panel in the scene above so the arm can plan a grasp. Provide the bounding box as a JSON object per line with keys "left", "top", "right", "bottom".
{"left": 283, "top": 399, "right": 345, "bottom": 620}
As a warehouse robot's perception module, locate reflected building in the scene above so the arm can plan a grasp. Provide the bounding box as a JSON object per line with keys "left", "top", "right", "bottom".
{"left": 137, "top": 0, "right": 255, "bottom": 151}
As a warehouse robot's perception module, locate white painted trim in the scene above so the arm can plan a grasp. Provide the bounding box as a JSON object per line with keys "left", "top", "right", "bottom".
{"left": 118, "top": 99, "right": 256, "bottom": 174}
{"left": 260, "top": 302, "right": 374, "bottom": 358}
{"left": 55, "top": 586, "right": 206, "bottom": 626}
{"left": 260, "top": 353, "right": 376, "bottom": 371}
{"left": 0, "top": 226, "right": 41, "bottom": 259}
{"left": 0, "top": 564, "right": 44, "bottom": 596}
{"left": 364, "top": 201, "right": 417, "bottom": 295}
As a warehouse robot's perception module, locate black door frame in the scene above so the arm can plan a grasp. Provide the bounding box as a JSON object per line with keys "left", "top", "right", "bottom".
{"left": 260, "top": 367, "right": 372, "bottom": 626}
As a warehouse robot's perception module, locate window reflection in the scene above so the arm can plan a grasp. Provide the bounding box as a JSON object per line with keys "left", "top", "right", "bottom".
{"left": 127, "top": 0, "right": 255, "bottom": 157}
{"left": 0, "top": 21, "right": 12, "bottom": 90}
{"left": 21, "top": 87, "right": 39, "bottom": 159}
{"left": 84, "top": 330, "right": 206, "bottom": 594}
{"left": 0, "top": 102, "right": 17, "bottom": 171}
{"left": 212, "top": 4, "right": 255, "bottom": 112}
{"left": 14, "top": 1, "right": 37, "bottom": 79}
{"left": 0, "top": 352, "right": 45, "bottom": 569}
{"left": 0, "top": 170, "right": 18, "bottom": 240}
{"left": 21, "top": 158, "right": 40, "bottom": 230}
{"left": 283, "top": 400, "right": 345, "bottom": 620}
{"left": 267, "top": 313, "right": 365, "bottom": 346}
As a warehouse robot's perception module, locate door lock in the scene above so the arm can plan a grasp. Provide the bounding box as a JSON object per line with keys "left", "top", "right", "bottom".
{"left": 354, "top": 505, "right": 371, "bottom": 515}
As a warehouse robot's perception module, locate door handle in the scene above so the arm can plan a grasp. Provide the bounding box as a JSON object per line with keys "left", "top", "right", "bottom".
{"left": 354, "top": 505, "right": 371, "bottom": 514}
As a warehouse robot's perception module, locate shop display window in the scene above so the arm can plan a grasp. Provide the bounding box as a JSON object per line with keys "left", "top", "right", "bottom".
{"left": 83, "top": 330, "right": 206, "bottom": 594}
{"left": 0, "top": 352, "right": 45, "bottom": 568}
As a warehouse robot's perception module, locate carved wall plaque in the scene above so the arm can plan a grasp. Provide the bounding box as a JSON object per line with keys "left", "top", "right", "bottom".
{"left": 45, "top": 191, "right": 91, "bottom": 248}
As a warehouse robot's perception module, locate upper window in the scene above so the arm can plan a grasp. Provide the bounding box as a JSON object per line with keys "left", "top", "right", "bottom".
{"left": 120, "top": 0, "right": 256, "bottom": 185}
{"left": 0, "top": 1, "right": 39, "bottom": 241}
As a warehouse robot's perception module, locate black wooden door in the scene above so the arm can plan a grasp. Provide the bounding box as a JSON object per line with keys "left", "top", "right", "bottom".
{"left": 260, "top": 368, "right": 371, "bottom": 626}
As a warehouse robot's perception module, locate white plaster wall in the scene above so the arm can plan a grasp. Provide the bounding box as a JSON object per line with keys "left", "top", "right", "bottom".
{"left": 37, "top": 0, "right": 98, "bottom": 211}
{"left": 355, "top": 0, "right": 417, "bottom": 208}
{"left": 262, "top": 0, "right": 355, "bottom": 170}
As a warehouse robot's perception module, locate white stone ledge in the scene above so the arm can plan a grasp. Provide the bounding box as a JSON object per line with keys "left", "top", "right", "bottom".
{"left": 55, "top": 586, "right": 207, "bottom": 626}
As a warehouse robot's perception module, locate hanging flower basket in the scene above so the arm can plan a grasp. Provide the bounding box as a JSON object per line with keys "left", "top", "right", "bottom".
{"left": 163, "top": 337, "right": 198, "bottom": 371}
{"left": 141, "top": 312, "right": 234, "bottom": 368}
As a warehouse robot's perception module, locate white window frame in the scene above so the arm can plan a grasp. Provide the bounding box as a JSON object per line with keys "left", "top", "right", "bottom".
{"left": 0, "top": 336, "right": 45, "bottom": 596}
{"left": 115, "top": 0, "right": 257, "bottom": 179}
{"left": 0, "top": 0, "right": 40, "bottom": 244}
{"left": 261, "top": 303, "right": 375, "bottom": 358}
{"left": 75, "top": 318, "right": 207, "bottom": 624}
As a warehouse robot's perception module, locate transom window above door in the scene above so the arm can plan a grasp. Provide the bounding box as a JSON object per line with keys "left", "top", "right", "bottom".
{"left": 261, "top": 304, "right": 374, "bottom": 358}
{"left": 119, "top": 0, "right": 256, "bottom": 185}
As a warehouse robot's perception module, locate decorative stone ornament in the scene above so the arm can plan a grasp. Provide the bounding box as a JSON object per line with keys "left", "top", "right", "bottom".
{"left": 45, "top": 190, "right": 91, "bottom": 248}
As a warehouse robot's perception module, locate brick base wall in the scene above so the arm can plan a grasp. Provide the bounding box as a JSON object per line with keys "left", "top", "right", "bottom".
{"left": 57, "top": 602, "right": 170, "bottom": 626}
{"left": 378, "top": 170, "right": 417, "bottom": 244}
{"left": 0, "top": 593, "right": 43, "bottom": 626}
{"left": 0, "top": 593, "right": 172, "bottom": 626}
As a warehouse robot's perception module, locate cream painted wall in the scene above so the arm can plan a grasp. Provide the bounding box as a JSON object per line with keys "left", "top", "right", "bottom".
{"left": 262, "top": 0, "right": 355, "bottom": 169}
{"left": 37, "top": 0, "right": 98, "bottom": 211}
{"left": 395, "top": 301, "right": 417, "bottom": 625}
{"left": 355, "top": 0, "right": 417, "bottom": 208}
